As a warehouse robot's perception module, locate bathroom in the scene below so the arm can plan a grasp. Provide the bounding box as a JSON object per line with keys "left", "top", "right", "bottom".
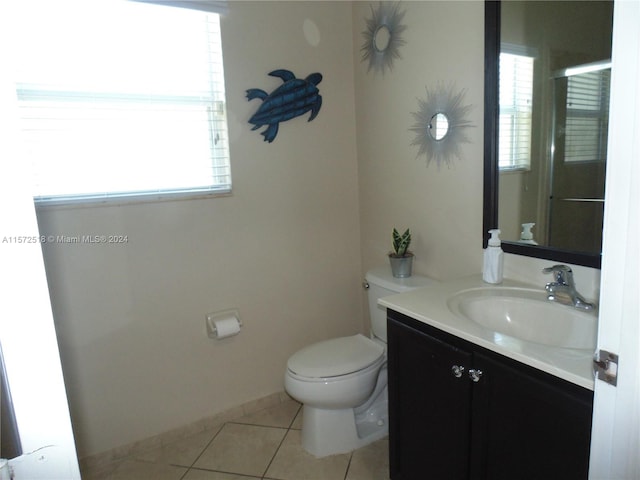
{"left": 0, "top": 0, "right": 638, "bottom": 479}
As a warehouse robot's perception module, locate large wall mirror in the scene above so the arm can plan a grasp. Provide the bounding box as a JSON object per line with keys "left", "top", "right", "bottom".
{"left": 483, "top": 1, "right": 614, "bottom": 269}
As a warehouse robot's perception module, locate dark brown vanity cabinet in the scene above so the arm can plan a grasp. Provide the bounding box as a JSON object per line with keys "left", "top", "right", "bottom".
{"left": 387, "top": 310, "right": 594, "bottom": 480}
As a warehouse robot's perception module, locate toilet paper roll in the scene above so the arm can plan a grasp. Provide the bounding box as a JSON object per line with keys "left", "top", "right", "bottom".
{"left": 212, "top": 315, "right": 241, "bottom": 339}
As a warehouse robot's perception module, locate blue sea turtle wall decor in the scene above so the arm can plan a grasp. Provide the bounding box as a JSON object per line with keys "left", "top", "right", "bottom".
{"left": 246, "top": 69, "right": 323, "bottom": 143}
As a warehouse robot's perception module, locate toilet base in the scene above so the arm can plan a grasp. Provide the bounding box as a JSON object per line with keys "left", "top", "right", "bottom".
{"left": 300, "top": 387, "right": 388, "bottom": 457}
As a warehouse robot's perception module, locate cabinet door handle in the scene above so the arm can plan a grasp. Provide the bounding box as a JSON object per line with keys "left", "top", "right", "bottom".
{"left": 468, "top": 369, "right": 483, "bottom": 382}
{"left": 451, "top": 365, "right": 465, "bottom": 378}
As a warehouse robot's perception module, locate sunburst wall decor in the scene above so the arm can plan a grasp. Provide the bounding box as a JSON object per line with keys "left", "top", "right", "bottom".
{"left": 410, "top": 83, "right": 474, "bottom": 168}
{"left": 360, "top": 2, "right": 407, "bottom": 75}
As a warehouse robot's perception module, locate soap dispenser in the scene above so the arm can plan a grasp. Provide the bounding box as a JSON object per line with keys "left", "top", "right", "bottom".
{"left": 520, "top": 223, "right": 538, "bottom": 245}
{"left": 483, "top": 229, "right": 504, "bottom": 284}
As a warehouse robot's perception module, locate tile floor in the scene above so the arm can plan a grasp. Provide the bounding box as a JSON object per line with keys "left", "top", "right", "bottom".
{"left": 82, "top": 399, "right": 390, "bottom": 480}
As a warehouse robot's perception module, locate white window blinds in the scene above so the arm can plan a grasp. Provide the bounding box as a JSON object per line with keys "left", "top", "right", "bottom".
{"left": 499, "top": 51, "right": 535, "bottom": 170}
{"left": 564, "top": 68, "right": 611, "bottom": 163}
{"left": 14, "top": 0, "right": 230, "bottom": 205}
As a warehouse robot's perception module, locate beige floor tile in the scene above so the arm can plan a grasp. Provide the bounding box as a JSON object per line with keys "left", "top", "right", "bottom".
{"left": 290, "top": 407, "right": 303, "bottom": 430}
{"left": 193, "top": 423, "right": 286, "bottom": 477}
{"left": 265, "top": 429, "right": 351, "bottom": 480}
{"left": 82, "top": 397, "right": 391, "bottom": 480}
{"left": 79, "top": 463, "right": 119, "bottom": 480}
{"left": 233, "top": 398, "right": 301, "bottom": 429}
{"left": 133, "top": 428, "right": 220, "bottom": 467}
{"left": 183, "top": 468, "right": 261, "bottom": 479}
{"left": 345, "top": 437, "right": 390, "bottom": 480}
{"left": 106, "top": 459, "right": 187, "bottom": 480}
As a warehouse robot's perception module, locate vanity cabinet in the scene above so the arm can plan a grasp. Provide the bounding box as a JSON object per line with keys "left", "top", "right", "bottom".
{"left": 387, "top": 310, "right": 593, "bottom": 480}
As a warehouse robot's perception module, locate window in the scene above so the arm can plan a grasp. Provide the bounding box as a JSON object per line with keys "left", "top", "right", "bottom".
{"left": 499, "top": 47, "right": 535, "bottom": 171}
{"left": 564, "top": 68, "right": 611, "bottom": 163}
{"left": 13, "top": 0, "right": 230, "bottom": 205}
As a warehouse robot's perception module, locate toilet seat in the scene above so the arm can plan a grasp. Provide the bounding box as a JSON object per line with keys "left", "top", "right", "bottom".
{"left": 287, "top": 334, "right": 384, "bottom": 379}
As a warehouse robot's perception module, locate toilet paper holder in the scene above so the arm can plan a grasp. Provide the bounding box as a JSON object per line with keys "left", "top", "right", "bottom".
{"left": 206, "top": 309, "right": 242, "bottom": 339}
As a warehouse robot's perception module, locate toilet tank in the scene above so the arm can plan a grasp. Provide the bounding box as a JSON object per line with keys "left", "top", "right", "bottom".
{"left": 365, "top": 266, "right": 437, "bottom": 343}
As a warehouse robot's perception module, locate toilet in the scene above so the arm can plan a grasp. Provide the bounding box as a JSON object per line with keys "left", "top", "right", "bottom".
{"left": 284, "top": 266, "right": 436, "bottom": 457}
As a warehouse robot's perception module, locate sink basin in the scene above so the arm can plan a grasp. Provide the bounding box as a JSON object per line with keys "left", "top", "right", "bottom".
{"left": 447, "top": 287, "right": 597, "bottom": 350}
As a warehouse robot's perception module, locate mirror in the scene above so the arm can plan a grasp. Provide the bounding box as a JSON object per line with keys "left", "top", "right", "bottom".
{"left": 483, "top": 1, "right": 614, "bottom": 269}
{"left": 428, "top": 113, "right": 449, "bottom": 141}
{"left": 374, "top": 25, "right": 391, "bottom": 52}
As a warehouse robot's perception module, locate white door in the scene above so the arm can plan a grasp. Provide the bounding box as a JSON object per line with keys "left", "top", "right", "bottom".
{"left": 589, "top": 0, "right": 640, "bottom": 478}
{"left": 0, "top": 6, "right": 81, "bottom": 478}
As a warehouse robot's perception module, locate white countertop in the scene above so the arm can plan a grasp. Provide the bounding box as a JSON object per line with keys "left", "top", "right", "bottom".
{"left": 379, "top": 274, "right": 596, "bottom": 390}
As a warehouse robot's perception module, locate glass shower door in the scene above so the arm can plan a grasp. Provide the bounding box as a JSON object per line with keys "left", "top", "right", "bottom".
{"left": 548, "top": 62, "right": 610, "bottom": 253}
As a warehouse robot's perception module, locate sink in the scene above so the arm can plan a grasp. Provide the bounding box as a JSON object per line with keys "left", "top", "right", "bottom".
{"left": 447, "top": 287, "right": 597, "bottom": 350}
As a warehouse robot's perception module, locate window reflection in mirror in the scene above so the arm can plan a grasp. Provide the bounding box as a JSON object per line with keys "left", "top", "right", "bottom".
{"left": 495, "top": 1, "right": 613, "bottom": 257}
{"left": 428, "top": 113, "right": 449, "bottom": 141}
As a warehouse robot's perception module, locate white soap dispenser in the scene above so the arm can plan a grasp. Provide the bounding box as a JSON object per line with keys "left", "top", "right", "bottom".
{"left": 520, "top": 223, "right": 538, "bottom": 245}
{"left": 483, "top": 229, "right": 504, "bottom": 284}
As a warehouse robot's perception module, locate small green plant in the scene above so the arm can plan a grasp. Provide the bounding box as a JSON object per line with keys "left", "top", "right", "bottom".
{"left": 391, "top": 228, "right": 412, "bottom": 257}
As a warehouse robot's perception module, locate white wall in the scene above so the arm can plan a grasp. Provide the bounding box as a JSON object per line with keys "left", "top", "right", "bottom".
{"left": 354, "top": 1, "right": 486, "bottom": 281}
{"left": 36, "top": 1, "right": 362, "bottom": 458}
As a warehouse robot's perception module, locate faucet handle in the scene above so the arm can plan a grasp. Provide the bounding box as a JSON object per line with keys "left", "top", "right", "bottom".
{"left": 542, "top": 264, "right": 574, "bottom": 285}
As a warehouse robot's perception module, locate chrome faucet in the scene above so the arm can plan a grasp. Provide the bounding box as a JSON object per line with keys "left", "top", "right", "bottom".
{"left": 542, "top": 264, "right": 595, "bottom": 310}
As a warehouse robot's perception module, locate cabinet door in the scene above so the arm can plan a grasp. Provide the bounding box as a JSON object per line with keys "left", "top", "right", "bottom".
{"left": 470, "top": 352, "right": 593, "bottom": 480}
{"left": 388, "top": 318, "right": 473, "bottom": 480}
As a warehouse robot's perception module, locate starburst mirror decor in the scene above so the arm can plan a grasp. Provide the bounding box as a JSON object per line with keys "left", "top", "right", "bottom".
{"left": 410, "top": 83, "right": 474, "bottom": 168}
{"left": 361, "top": 2, "right": 407, "bottom": 75}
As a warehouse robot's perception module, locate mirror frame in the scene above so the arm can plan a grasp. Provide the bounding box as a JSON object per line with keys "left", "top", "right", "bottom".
{"left": 483, "top": 0, "right": 602, "bottom": 269}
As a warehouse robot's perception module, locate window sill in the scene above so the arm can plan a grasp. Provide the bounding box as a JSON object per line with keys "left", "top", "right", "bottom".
{"left": 34, "top": 189, "right": 232, "bottom": 210}
{"left": 499, "top": 167, "right": 531, "bottom": 175}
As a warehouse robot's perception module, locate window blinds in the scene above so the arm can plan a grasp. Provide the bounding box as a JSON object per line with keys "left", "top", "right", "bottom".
{"left": 14, "top": 0, "right": 230, "bottom": 204}
{"left": 564, "top": 69, "right": 611, "bottom": 163}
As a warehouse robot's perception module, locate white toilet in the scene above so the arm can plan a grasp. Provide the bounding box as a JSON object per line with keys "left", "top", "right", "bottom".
{"left": 284, "top": 266, "right": 436, "bottom": 457}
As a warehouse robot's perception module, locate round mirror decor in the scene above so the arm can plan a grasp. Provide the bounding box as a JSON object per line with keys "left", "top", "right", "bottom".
{"left": 410, "top": 83, "right": 474, "bottom": 168}
{"left": 360, "top": 1, "right": 407, "bottom": 75}
{"left": 373, "top": 25, "right": 391, "bottom": 52}
{"left": 428, "top": 113, "right": 449, "bottom": 141}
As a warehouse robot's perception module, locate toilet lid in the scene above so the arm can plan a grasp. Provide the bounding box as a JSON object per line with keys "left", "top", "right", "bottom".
{"left": 287, "top": 334, "right": 385, "bottom": 378}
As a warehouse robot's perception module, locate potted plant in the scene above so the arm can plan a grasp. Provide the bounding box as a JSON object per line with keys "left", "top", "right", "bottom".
{"left": 389, "top": 228, "right": 414, "bottom": 278}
